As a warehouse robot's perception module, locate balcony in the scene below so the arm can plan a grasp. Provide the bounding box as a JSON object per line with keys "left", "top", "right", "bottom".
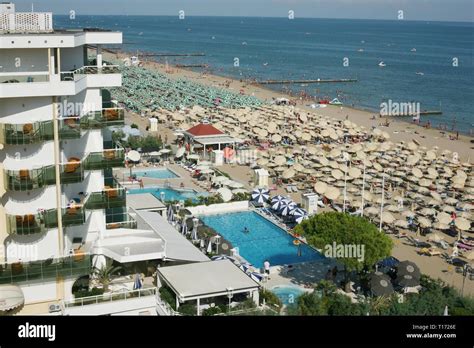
{"left": 84, "top": 149, "right": 125, "bottom": 170}
{"left": 106, "top": 211, "right": 137, "bottom": 230}
{"left": 0, "top": 255, "right": 90, "bottom": 285}
{"left": 59, "top": 117, "right": 82, "bottom": 139}
{"left": 106, "top": 219, "right": 138, "bottom": 230}
{"left": 2, "top": 120, "right": 54, "bottom": 145}
{"left": 43, "top": 206, "right": 86, "bottom": 228}
{"left": 60, "top": 160, "right": 84, "bottom": 184}
{"left": 5, "top": 167, "right": 56, "bottom": 191}
{"left": 80, "top": 108, "right": 125, "bottom": 129}
{"left": 85, "top": 188, "right": 126, "bottom": 210}
{"left": 5, "top": 161, "right": 83, "bottom": 191}
{"left": 60, "top": 65, "right": 121, "bottom": 82}
{"left": 6, "top": 213, "right": 46, "bottom": 235}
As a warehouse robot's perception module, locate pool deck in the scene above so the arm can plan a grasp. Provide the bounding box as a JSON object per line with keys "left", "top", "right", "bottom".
{"left": 115, "top": 164, "right": 208, "bottom": 193}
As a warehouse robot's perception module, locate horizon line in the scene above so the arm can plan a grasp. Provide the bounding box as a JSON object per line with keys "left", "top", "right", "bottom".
{"left": 52, "top": 14, "right": 474, "bottom": 24}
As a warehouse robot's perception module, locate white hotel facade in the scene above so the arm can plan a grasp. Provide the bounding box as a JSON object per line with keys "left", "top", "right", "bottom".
{"left": 0, "top": 3, "right": 135, "bottom": 312}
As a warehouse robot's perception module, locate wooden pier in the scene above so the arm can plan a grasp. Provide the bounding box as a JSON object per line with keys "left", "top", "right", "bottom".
{"left": 380, "top": 111, "right": 443, "bottom": 117}
{"left": 175, "top": 64, "right": 209, "bottom": 68}
{"left": 140, "top": 53, "right": 206, "bottom": 57}
{"left": 256, "top": 78, "right": 357, "bottom": 85}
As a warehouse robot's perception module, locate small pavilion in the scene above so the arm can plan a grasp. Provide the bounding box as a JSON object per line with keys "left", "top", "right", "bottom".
{"left": 183, "top": 122, "right": 241, "bottom": 160}
{"left": 157, "top": 260, "right": 260, "bottom": 315}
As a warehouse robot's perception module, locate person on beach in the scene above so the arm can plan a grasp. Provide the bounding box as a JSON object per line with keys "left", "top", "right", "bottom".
{"left": 263, "top": 260, "right": 271, "bottom": 278}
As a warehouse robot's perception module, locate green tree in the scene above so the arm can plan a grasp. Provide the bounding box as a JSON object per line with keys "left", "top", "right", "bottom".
{"left": 92, "top": 263, "right": 122, "bottom": 293}
{"left": 140, "top": 135, "right": 162, "bottom": 152}
{"left": 294, "top": 212, "right": 393, "bottom": 273}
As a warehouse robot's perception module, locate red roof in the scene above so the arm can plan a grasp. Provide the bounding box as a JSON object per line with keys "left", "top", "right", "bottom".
{"left": 186, "top": 123, "right": 224, "bottom": 137}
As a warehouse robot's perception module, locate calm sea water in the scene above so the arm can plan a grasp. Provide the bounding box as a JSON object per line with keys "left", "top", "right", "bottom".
{"left": 56, "top": 16, "right": 474, "bottom": 133}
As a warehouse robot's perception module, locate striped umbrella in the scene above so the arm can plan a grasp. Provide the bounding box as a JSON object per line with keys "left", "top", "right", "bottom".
{"left": 291, "top": 208, "right": 308, "bottom": 224}
{"left": 180, "top": 221, "right": 188, "bottom": 235}
{"left": 251, "top": 188, "right": 270, "bottom": 203}
{"left": 280, "top": 200, "right": 297, "bottom": 216}
{"left": 133, "top": 273, "right": 142, "bottom": 290}
{"left": 271, "top": 195, "right": 287, "bottom": 210}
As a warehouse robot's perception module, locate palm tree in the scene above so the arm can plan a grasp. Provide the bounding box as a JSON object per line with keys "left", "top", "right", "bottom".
{"left": 92, "top": 263, "right": 122, "bottom": 293}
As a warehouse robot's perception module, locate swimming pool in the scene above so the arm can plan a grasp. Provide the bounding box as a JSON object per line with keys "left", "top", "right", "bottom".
{"left": 128, "top": 186, "right": 207, "bottom": 202}
{"left": 133, "top": 168, "right": 179, "bottom": 179}
{"left": 199, "top": 211, "right": 324, "bottom": 267}
{"left": 271, "top": 285, "right": 306, "bottom": 305}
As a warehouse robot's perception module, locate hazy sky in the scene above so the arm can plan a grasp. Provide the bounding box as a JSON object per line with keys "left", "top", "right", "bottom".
{"left": 11, "top": 0, "right": 474, "bottom": 22}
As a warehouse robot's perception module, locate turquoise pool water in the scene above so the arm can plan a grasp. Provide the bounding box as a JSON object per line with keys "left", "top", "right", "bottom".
{"left": 199, "top": 211, "right": 324, "bottom": 267}
{"left": 134, "top": 168, "right": 179, "bottom": 179}
{"left": 128, "top": 186, "right": 207, "bottom": 202}
{"left": 271, "top": 285, "right": 306, "bottom": 305}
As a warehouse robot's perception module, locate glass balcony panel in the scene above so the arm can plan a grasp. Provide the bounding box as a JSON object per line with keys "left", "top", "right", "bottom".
{"left": 59, "top": 117, "right": 81, "bottom": 139}
{"left": 5, "top": 167, "right": 55, "bottom": 191}
{"left": 84, "top": 149, "right": 125, "bottom": 170}
{"left": 0, "top": 255, "right": 91, "bottom": 285}
{"left": 85, "top": 188, "right": 126, "bottom": 210}
{"left": 6, "top": 214, "right": 45, "bottom": 235}
{"left": 60, "top": 161, "right": 84, "bottom": 184}
{"left": 3, "top": 120, "right": 54, "bottom": 145}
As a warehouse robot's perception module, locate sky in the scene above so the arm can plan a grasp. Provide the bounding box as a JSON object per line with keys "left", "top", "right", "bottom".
{"left": 11, "top": 0, "right": 474, "bottom": 22}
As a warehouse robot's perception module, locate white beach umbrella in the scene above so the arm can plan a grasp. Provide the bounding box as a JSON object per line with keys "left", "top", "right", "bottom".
{"left": 314, "top": 182, "right": 328, "bottom": 195}
{"left": 216, "top": 187, "right": 233, "bottom": 202}
{"left": 454, "top": 218, "right": 470, "bottom": 231}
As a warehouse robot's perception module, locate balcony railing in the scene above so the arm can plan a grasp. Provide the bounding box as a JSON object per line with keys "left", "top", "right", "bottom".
{"left": 80, "top": 108, "right": 125, "bottom": 129}
{"left": 106, "top": 220, "right": 138, "bottom": 229}
{"left": 0, "top": 255, "right": 90, "bottom": 285}
{"left": 84, "top": 149, "right": 125, "bottom": 170}
{"left": 43, "top": 206, "right": 86, "bottom": 228}
{"left": 59, "top": 117, "right": 82, "bottom": 139}
{"left": 60, "top": 65, "right": 120, "bottom": 81}
{"left": 6, "top": 213, "right": 46, "bottom": 235}
{"left": 85, "top": 188, "right": 126, "bottom": 210}
{"left": 5, "top": 167, "right": 56, "bottom": 191}
{"left": 5, "top": 160, "right": 83, "bottom": 191}
{"left": 0, "top": 73, "right": 50, "bottom": 84}
{"left": 63, "top": 287, "right": 157, "bottom": 309}
{"left": 2, "top": 120, "right": 54, "bottom": 145}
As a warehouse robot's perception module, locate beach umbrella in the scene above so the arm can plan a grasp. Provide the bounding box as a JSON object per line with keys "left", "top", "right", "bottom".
{"left": 325, "top": 186, "right": 341, "bottom": 200}
{"left": 365, "top": 207, "right": 379, "bottom": 216}
{"left": 454, "top": 218, "right": 470, "bottom": 231}
{"left": 396, "top": 261, "right": 421, "bottom": 279}
{"left": 211, "top": 255, "right": 238, "bottom": 264}
{"left": 314, "top": 182, "right": 328, "bottom": 195}
{"left": 0, "top": 285, "right": 24, "bottom": 311}
{"left": 282, "top": 168, "right": 296, "bottom": 180}
{"left": 212, "top": 176, "right": 228, "bottom": 184}
{"left": 271, "top": 195, "right": 287, "bottom": 210}
{"left": 465, "top": 251, "right": 474, "bottom": 260}
{"left": 417, "top": 217, "right": 431, "bottom": 228}
{"left": 394, "top": 219, "right": 408, "bottom": 228}
{"left": 250, "top": 272, "right": 265, "bottom": 282}
{"left": 251, "top": 188, "right": 270, "bottom": 203}
{"left": 279, "top": 200, "right": 297, "bottom": 216}
{"left": 181, "top": 221, "right": 188, "bottom": 235}
{"left": 217, "top": 187, "right": 233, "bottom": 202}
{"left": 433, "top": 222, "right": 449, "bottom": 230}
{"left": 274, "top": 156, "right": 286, "bottom": 165}
{"left": 427, "top": 233, "right": 444, "bottom": 243}
{"left": 396, "top": 274, "right": 420, "bottom": 288}
{"left": 381, "top": 211, "right": 395, "bottom": 224}
{"left": 348, "top": 167, "right": 362, "bottom": 179}
{"left": 436, "top": 212, "right": 452, "bottom": 224}
{"left": 239, "top": 262, "right": 253, "bottom": 273}
{"left": 206, "top": 239, "right": 213, "bottom": 254}
{"left": 291, "top": 208, "right": 308, "bottom": 224}
{"left": 175, "top": 147, "right": 186, "bottom": 158}
{"left": 370, "top": 273, "right": 394, "bottom": 297}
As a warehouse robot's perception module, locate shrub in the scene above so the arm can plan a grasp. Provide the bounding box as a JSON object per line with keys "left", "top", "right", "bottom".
{"left": 202, "top": 306, "right": 222, "bottom": 316}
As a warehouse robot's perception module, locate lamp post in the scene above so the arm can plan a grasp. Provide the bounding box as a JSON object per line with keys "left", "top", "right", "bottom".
{"left": 360, "top": 162, "right": 366, "bottom": 217}
{"left": 461, "top": 264, "right": 472, "bottom": 297}
{"left": 379, "top": 171, "right": 386, "bottom": 232}
{"left": 226, "top": 287, "right": 234, "bottom": 313}
{"left": 215, "top": 234, "right": 221, "bottom": 255}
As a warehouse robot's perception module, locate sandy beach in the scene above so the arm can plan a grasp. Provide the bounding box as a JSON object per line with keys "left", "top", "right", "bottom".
{"left": 106, "top": 50, "right": 473, "bottom": 162}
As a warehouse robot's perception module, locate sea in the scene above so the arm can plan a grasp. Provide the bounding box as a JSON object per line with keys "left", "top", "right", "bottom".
{"left": 56, "top": 16, "right": 474, "bottom": 134}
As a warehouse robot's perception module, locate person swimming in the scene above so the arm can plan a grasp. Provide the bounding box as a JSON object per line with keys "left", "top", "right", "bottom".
{"left": 243, "top": 227, "right": 250, "bottom": 233}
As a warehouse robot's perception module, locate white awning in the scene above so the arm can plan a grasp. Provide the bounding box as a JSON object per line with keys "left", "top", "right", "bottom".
{"left": 0, "top": 285, "right": 24, "bottom": 311}
{"left": 194, "top": 136, "right": 242, "bottom": 146}
{"left": 91, "top": 229, "right": 165, "bottom": 263}
{"left": 157, "top": 260, "right": 260, "bottom": 301}
{"left": 134, "top": 210, "right": 209, "bottom": 262}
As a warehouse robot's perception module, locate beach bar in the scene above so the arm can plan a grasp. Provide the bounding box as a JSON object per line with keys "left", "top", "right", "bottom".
{"left": 183, "top": 122, "right": 241, "bottom": 161}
